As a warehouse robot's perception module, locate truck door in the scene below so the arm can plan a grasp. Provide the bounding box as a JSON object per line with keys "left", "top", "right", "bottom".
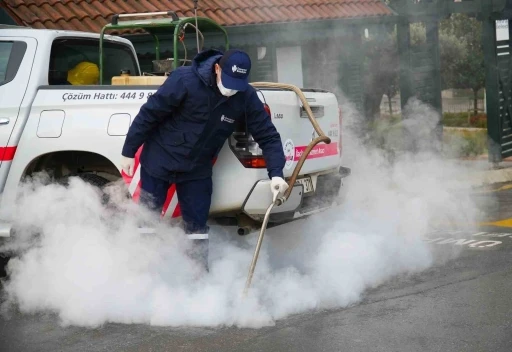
{"left": 0, "top": 37, "right": 36, "bottom": 167}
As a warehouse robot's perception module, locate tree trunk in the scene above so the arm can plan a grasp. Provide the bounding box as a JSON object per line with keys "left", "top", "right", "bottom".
{"left": 387, "top": 93, "right": 393, "bottom": 117}
{"left": 473, "top": 88, "right": 478, "bottom": 116}
{"left": 364, "top": 91, "right": 383, "bottom": 123}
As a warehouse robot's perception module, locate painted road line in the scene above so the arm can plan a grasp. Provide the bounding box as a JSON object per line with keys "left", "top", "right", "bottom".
{"left": 423, "top": 230, "right": 512, "bottom": 249}
{"left": 424, "top": 237, "right": 502, "bottom": 248}
{"left": 479, "top": 218, "right": 512, "bottom": 228}
{"left": 495, "top": 184, "right": 512, "bottom": 192}
{"left": 473, "top": 183, "right": 512, "bottom": 194}
{"left": 431, "top": 217, "right": 512, "bottom": 229}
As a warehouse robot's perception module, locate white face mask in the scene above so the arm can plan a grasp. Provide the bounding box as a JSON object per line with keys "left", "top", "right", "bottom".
{"left": 217, "top": 78, "right": 238, "bottom": 97}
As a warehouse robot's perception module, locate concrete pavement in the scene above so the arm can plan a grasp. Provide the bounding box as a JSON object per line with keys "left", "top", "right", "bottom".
{"left": 452, "top": 159, "right": 512, "bottom": 188}
{"left": 2, "top": 228, "right": 512, "bottom": 352}
{"left": 2, "top": 179, "right": 512, "bottom": 351}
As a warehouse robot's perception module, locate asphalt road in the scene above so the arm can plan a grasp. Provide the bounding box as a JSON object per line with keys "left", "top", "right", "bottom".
{"left": 1, "top": 183, "right": 512, "bottom": 352}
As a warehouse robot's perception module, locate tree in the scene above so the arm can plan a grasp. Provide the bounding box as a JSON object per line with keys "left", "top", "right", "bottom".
{"left": 440, "top": 14, "right": 485, "bottom": 115}
{"left": 362, "top": 9, "right": 485, "bottom": 121}
{"left": 362, "top": 28, "right": 399, "bottom": 121}
{"left": 361, "top": 22, "right": 443, "bottom": 121}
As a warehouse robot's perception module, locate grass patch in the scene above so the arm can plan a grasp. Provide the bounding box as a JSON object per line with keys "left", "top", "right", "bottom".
{"left": 443, "top": 112, "right": 470, "bottom": 127}
{"left": 442, "top": 112, "right": 487, "bottom": 128}
{"left": 369, "top": 117, "right": 488, "bottom": 158}
{"left": 443, "top": 128, "right": 488, "bottom": 157}
{"left": 381, "top": 112, "right": 487, "bottom": 128}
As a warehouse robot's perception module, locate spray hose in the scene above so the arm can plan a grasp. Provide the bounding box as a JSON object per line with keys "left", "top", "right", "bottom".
{"left": 250, "top": 82, "right": 332, "bottom": 203}
{"left": 243, "top": 82, "right": 332, "bottom": 296}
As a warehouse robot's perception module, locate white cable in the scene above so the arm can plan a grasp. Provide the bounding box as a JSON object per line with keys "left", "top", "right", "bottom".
{"left": 194, "top": 0, "right": 200, "bottom": 53}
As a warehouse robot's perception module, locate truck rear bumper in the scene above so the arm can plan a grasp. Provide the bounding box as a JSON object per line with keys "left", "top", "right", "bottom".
{"left": 242, "top": 181, "right": 304, "bottom": 222}
{"left": 242, "top": 166, "right": 351, "bottom": 224}
{"left": 295, "top": 166, "right": 350, "bottom": 216}
{"left": 0, "top": 222, "right": 12, "bottom": 237}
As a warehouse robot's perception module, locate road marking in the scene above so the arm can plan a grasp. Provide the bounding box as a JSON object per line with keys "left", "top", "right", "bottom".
{"left": 423, "top": 230, "right": 512, "bottom": 249}
{"left": 473, "top": 183, "right": 512, "bottom": 194}
{"left": 495, "top": 184, "right": 512, "bottom": 192}
{"left": 480, "top": 218, "right": 512, "bottom": 228}
{"left": 424, "top": 237, "right": 502, "bottom": 248}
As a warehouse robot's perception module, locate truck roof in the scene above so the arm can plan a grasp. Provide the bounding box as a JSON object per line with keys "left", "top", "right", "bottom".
{"left": 0, "top": 26, "right": 133, "bottom": 46}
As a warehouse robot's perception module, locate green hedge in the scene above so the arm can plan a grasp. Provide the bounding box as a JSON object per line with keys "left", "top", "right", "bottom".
{"left": 442, "top": 112, "right": 487, "bottom": 128}
{"left": 379, "top": 112, "right": 487, "bottom": 128}
{"left": 369, "top": 117, "right": 488, "bottom": 158}
{"left": 443, "top": 128, "right": 488, "bottom": 157}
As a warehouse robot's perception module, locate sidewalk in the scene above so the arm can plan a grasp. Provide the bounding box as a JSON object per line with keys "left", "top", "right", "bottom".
{"left": 455, "top": 157, "right": 512, "bottom": 188}
{"left": 439, "top": 126, "right": 512, "bottom": 187}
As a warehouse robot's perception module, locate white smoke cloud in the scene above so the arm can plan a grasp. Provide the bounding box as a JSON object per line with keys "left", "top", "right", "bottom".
{"left": 0, "top": 96, "right": 482, "bottom": 329}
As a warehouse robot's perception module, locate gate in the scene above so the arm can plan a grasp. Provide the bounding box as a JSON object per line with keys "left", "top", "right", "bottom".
{"left": 390, "top": 0, "right": 510, "bottom": 162}
{"left": 484, "top": 16, "right": 512, "bottom": 162}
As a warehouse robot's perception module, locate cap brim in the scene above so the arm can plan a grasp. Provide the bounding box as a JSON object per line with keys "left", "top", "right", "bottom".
{"left": 221, "top": 70, "right": 249, "bottom": 91}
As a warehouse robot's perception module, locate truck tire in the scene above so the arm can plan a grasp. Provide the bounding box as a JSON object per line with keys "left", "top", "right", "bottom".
{"left": 0, "top": 254, "right": 9, "bottom": 278}
{"left": 57, "top": 172, "right": 111, "bottom": 204}
{"left": 57, "top": 172, "right": 110, "bottom": 188}
{"left": 69, "top": 173, "right": 110, "bottom": 188}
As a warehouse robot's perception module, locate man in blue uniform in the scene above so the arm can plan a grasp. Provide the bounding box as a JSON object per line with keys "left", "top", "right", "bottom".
{"left": 119, "top": 49, "right": 288, "bottom": 271}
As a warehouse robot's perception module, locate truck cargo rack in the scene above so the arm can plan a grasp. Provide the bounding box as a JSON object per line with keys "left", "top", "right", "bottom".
{"left": 99, "top": 10, "right": 229, "bottom": 84}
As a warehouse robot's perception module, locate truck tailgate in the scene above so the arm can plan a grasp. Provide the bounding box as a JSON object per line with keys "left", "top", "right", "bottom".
{"left": 260, "top": 89, "right": 340, "bottom": 177}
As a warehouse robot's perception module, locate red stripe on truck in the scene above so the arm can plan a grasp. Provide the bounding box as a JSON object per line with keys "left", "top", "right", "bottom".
{"left": 293, "top": 142, "right": 338, "bottom": 161}
{"left": 122, "top": 146, "right": 219, "bottom": 219}
{"left": 0, "top": 146, "right": 17, "bottom": 161}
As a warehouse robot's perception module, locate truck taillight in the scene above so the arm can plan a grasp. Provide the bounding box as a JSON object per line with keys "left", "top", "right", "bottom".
{"left": 229, "top": 104, "right": 271, "bottom": 168}
{"left": 264, "top": 103, "right": 271, "bottom": 117}
{"left": 229, "top": 132, "right": 267, "bottom": 168}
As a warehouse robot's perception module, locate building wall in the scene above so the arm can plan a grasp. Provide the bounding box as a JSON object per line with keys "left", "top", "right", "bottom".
{"left": 302, "top": 38, "right": 344, "bottom": 94}
{"left": 126, "top": 26, "right": 365, "bottom": 114}
{"left": 275, "top": 46, "right": 304, "bottom": 87}
{"left": 302, "top": 32, "right": 365, "bottom": 115}
{"left": 0, "top": 9, "right": 16, "bottom": 25}
{"left": 248, "top": 45, "right": 276, "bottom": 82}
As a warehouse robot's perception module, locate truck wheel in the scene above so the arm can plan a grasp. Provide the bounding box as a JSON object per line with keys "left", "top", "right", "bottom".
{"left": 57, "top": 172, "right": 111, "bottom": 205}
{"left": 73, "top": 173, "right": 110, "bottom": 188}
{"left": 58, "top": 172, "right": 110, "bottom": 187}
{"left": 0, "top": 254, "right": 9, "bottom": 278}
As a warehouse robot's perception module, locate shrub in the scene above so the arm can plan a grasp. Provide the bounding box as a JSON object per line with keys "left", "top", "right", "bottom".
{"left": 469, "top": 113, "right": 487, "bottom": 128}
{"left": 442, "top": 112, "right": 487, "bottom": 128}
{"left": 443, "top": 112, "right": 469, "bottom": 127}
{"left": 369, "top": 114, "right": 488, "bottom": 158}
{"left": 443, "top": 128, "right": 488, "bottom": 157}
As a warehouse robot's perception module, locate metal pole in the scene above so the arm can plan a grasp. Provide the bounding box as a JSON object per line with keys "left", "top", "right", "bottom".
{"left": 242, "top": 82, "right": 331, "bottom": 297}
{"left": 243, "top": 192, "right": 279, "bottom": 297}
{"left": 193, "top": 0, "right": 200, "bottom": 53}
{"left": 483, "top": 17, "right": 502, "bottom": 163}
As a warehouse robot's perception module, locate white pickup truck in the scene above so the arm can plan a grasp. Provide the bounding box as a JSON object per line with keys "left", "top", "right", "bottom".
{"left": 0, "top": 18, "right": 349, "bottom": 237}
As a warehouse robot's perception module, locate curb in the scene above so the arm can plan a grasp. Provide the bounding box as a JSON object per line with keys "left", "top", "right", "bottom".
{"left": 443, "top": 126, "right": 486, "bottom": 132}
{"left": 465, "top": 167, "right": 512, "bottom": 188}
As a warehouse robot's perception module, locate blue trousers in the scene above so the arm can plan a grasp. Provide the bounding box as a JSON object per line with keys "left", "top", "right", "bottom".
{"left": 139, "top": 166, "right": 212, "bottom": 234}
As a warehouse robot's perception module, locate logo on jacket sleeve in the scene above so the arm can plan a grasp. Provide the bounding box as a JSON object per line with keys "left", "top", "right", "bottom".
{"left": 221, "top": 115, "right": 235, "bottom": 124}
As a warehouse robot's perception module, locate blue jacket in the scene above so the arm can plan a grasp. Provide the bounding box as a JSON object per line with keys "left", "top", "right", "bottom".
{"left": 121, "top": 49, "right": 286, "bottom": 183}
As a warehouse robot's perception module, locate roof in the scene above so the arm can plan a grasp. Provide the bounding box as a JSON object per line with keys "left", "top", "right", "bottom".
{"left": 1, "top": 0, "right": 395, "bottom": 33}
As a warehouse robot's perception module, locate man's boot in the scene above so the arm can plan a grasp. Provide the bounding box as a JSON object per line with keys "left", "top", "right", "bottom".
{"left": 187, "top": 234, "right": 209, "bottom": 272}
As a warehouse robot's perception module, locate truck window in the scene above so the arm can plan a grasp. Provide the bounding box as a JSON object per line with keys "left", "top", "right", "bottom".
{"left": 0, "top": 41, "right": 27, "bottom": 86}
{"left": 48, "top": 38, "right": 139, "bottom": 85}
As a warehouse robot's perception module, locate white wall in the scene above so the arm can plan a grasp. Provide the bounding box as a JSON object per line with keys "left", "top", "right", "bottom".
{"left": 275, "top": 46, "right": 304, "bottom": 88}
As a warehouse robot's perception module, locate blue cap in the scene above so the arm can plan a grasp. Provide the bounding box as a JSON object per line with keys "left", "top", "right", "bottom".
{"left": 218, "top": 49, "right": 251, "bottom": 91}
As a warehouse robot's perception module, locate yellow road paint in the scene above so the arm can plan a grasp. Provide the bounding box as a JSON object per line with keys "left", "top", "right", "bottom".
{"left": 474, "top": 183, "right": 512, "bottom": 194}
{"left": 479, "top": 218, "right": 512, "bottom": 228}
{"left": 494, "top": 184, "right": 512, "bottom": 192}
